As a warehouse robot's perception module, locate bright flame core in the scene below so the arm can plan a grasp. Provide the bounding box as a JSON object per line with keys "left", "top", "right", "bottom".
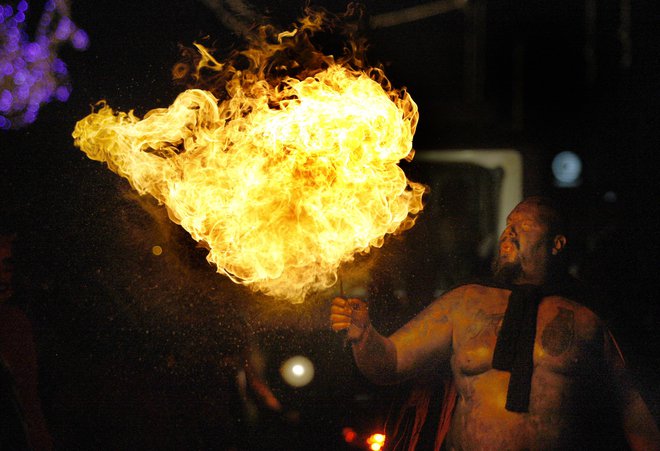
{"left": 367, "top": 433, "right": 386, "bottom": 450}
{"left": 72, "top": 9, "right": 425, "bottom": 303}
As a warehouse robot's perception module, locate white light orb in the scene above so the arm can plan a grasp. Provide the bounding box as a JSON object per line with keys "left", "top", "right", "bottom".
{"left": 552, "top": 151, "right": 582, "bottom": 186}
{"left": 280, "top": 355, "right": 314, "bottom": 387}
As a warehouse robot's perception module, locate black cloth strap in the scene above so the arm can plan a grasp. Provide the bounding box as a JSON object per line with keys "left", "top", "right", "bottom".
{"left": 488, "top": 276, "right": 596, "bottom": 413}
{"left": 491, "top": 284, "right": 542, "bottom": 413}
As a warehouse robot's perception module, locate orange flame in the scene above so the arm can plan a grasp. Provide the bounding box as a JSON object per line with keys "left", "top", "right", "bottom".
{"left": 367, "top": 432, "right": 386, "bottom": 450}
{"left": 72, "top": 8, "right": 425, "bottom": 303}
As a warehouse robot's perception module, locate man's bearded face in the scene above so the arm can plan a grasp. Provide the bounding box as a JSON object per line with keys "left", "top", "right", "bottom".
{"left": 493, "top": 253, "right": 522, "bottom": 284}
{"left": 492, "top": 201, "right": 553, "bottom": 285}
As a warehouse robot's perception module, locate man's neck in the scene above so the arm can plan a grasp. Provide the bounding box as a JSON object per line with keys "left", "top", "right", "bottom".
{"left": 513, "top": 268, "right": 568, "bottom": 288}
{"left": 513, "top": 276, "right": 545, "bottom": 286}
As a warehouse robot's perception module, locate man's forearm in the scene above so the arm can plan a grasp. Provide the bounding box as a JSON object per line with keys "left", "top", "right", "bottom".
{"left": 351, "top": 325, "right": 399, "bottom": 385}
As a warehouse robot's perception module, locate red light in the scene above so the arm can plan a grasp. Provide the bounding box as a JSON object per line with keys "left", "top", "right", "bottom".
{"left": 342, "top": 427, "right": 357, "bottom": 443}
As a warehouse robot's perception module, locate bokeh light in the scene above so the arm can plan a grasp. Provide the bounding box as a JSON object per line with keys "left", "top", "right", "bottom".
{"left": 280, "top": 355, "right": 314, "bottom": 387}
{"left": 551, "top": 150, "right": 583, "bottom": 187}
{"left": 342, "top": 427, "right": 357, "bottom": 443}
{"left": 367, "top": 432, "right": 386, "bottom": 450}
{"left": 0, "top": 0, "right": 88, "bottom": 129}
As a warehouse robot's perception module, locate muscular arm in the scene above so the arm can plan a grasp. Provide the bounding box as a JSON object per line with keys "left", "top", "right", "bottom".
{"left": 351, "top": 324, "right": 398, "bottom": 384}
{"left": 387, "top": 290, "right": 457, "bottom": 380}
{"left": 332, "top": 287, "right": 461, "bottom": 385}
{"left": 605, "top": 330, "right": 660, "bottom": 450}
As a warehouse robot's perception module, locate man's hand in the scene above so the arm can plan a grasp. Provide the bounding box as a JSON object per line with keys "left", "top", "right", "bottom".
{"left": 330, "top": 297, "right": 370, "bottom": 343}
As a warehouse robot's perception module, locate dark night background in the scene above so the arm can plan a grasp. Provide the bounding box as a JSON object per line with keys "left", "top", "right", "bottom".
{"left": 1, "top": 0, "right": 659, "bottom": 449}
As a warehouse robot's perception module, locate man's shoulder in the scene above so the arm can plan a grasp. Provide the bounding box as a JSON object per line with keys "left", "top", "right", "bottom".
{"left": 445, "top": 281, "right": 512, "bottom": 299}
{"left": 439, "top": 282, "right": 510, "bottom": 312}
{"left": 542, "top": 277, "right": 608, "bottom": 322}
{"left": 540, "top": 295, "right": 604, "bottom": 339}
{"left": 541, "top": 293, "right": 598, "bottom": 314}
{"left": 446, "top": 280, "right": 509, "bottom": 293}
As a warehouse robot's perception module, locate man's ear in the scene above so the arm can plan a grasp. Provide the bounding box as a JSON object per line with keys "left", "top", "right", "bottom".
{"left": 551, "top": 234, "right": 567, "bottom": 255}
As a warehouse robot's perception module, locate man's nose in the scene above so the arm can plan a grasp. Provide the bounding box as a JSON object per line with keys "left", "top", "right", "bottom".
{"left": 501, "top": 225, "right": 517, "bottom": 240}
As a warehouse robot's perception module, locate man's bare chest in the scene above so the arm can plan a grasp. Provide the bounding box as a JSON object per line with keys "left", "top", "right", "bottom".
{"left": 452, "top": 293, "right": 588, "bottom": 376}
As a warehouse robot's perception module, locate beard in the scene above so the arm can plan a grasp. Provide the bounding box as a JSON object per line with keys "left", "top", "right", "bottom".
{"left": 492, "top": 257, "right": 522, "bottom": 285}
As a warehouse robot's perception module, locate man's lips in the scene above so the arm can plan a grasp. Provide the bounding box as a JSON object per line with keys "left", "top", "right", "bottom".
{"left": 499, "top": 240, "right": 519, "bottom": 255}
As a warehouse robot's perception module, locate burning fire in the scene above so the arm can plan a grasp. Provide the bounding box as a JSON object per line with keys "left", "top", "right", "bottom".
{"left": 72, "top": 7, "right": 425, "bottom": 303}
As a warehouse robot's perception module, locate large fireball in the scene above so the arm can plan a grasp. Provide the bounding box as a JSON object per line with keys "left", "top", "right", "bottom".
{"left": 72, "top": 8, "right": 425, "bottom": 303}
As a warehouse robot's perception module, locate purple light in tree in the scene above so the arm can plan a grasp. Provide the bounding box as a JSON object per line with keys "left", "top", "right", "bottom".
{"left": 2, "top": 62, "right": 14, "bottom": 76}
{"left": 24, "top": 42, "right": 44, "bottom": 62}
{"left": 54, "top": 85, "right": 69, "bottom": 102}
{"left": 0, "top": 0, "right": 88, "bottom": 129}
{"left": 52, "top": 58, "right": 67, "bottom": 74}
{"left": 54, "top": 16, "right": 71, "bottom": 40}
{"left": 71, "top": 29, "right": 89, "bottom": 50}
{"left": 0, "top": 90, "right": 13, "bottom": 111}
{"left": 0, "top": 116, "right": 11, "bottom": 129}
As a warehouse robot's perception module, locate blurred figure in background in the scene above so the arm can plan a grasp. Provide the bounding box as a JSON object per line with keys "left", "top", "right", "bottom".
{"left": 0, "top": 231, "right": 53, "bottom": 450}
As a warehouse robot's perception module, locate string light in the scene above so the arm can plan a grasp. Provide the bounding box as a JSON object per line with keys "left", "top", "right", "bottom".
{"left": 0, "top": 0, "right": 88, "bottom": 129}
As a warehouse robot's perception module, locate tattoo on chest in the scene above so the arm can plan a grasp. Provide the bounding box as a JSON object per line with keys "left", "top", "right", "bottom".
{"left": 541, "top": 307, "right": 575, "bottom": 356}
{"left": 466, "top": 309, "right": 504, "bottom": 339}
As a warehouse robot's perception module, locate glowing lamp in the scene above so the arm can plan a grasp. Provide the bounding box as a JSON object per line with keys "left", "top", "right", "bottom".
{"left": 280, "top": 355, "right": 314, "bottom": 387}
